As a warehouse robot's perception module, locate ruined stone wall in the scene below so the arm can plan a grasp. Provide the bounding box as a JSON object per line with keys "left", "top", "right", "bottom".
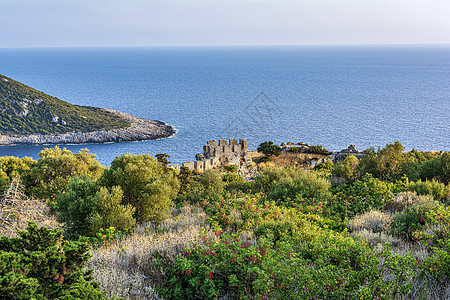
{"left": 181, "top": 139, "right": 249, "bottom": 172}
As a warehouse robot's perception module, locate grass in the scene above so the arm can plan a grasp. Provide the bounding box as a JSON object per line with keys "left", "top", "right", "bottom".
{"left": 87, "top": 205, "right": 208, "bottom": 300}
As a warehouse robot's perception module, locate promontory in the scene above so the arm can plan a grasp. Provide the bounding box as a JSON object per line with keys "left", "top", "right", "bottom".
{"left": 0, "top": 74, "right": 175, "bottom": 145}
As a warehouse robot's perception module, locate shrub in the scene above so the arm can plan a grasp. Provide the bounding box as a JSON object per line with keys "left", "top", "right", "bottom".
{"left": 267, "top": 169, "right": 331, "bottom": 202}
{"left": 384, "top": 191, "right": 432, "bottom": 214}
{"left": 358, "top": 141, "right": 406, "bottom": 181}
{"left": 257, "top": 141, "right": 282, "bottom": 157}
{"left": 421, "top": 152, "right": 450, "bottom": 184}
{"left": 409, "top": 179, "right": 450, "bottom": 203}
{"left": 0, "top": 156, "right": 35, "bottom": 191}
{"left": 332, "top": 155, "right": 359, "bottom": 181}
{"left": 156, "top": 225, "right": 416, "bottom": 299}
{"left": 0, "top": 222, "right": 106, "bottom": 299}
{"left": 88, "top": 186, "right": 136, "bottom": 235}
{"left": 391, "top": 205, "right": 434, "bottom": 241}
{"left": 98, "top": 153, "right": 179, "bottom": 224}
{"left": 307, "top": 144, "right": 331, "bottom": 155}
{"left": 347, "top": 210, "right": 393, "bottom": 233}
{"left": 23, "top": 146, "right": 104, "bottom": 206}
{"left": 56, "top": 176, "right": 135, "bottom": 236}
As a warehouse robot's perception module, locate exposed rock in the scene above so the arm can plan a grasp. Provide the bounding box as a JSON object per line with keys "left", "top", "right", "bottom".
{"left": 0, "top": 109, "right": 176, "bottom": 146}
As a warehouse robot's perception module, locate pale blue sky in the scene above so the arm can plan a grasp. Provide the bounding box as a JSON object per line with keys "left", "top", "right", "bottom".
{"left": 1, "top": 0, "right": 449, "bottom": 47}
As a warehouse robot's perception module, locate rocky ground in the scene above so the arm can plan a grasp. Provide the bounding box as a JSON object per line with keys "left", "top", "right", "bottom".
{"left": 0, "top": 109, "right": 176, "bottom": 145}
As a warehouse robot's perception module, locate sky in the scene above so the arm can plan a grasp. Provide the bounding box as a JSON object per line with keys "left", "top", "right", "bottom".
{"left": 0, "top": 0, "right": 449, "bottom": 47}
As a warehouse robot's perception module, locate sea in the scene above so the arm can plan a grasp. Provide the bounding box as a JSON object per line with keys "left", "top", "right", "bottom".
{"left": 0, "top": 45, "right": 449, "bottom": 166}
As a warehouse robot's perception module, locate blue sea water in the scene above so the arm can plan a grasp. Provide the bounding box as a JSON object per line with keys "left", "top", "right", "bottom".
{"left": 0, "top": 45, "right": 449, "bottom": 165}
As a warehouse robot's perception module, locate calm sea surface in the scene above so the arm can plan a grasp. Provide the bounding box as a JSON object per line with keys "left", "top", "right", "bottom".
{"left": 0, "top": 46, "right": 449, "bottom": 165}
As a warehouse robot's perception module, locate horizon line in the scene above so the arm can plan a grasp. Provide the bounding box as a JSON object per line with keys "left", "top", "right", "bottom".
{"left": 1, "top": 42, "right": 450, "bottom": 49}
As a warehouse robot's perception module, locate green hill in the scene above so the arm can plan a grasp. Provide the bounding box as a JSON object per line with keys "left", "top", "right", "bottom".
{"left": 0, "top": 74, "right": 130, "bottom": 135}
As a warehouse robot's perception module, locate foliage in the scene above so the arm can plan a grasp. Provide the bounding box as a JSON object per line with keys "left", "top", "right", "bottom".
{"left": 156, "top": 223, "right": 416, "bottom": 300}
{"left": 0, "top": 74, "right": 130, "bottom": 135}
{"left": 98, "top": 153, "right": 179, "bottom": 223}
{"left": 257, "top": 141, "right": 282, "bottom": 157}
{"left": 307, "top": 144, "right": 331, "bottom": 155}
{"left": 332, "top": 155, "right": 359, "bottom": 181}
{"left": 0, "top": 222, "right": 106, "bottom": 299}
{"left": 0, "top": 156, "right": 35, "bottom": 191}
{"left": 313, "top": 159, "right": 333, "bottom": 176}
{"left": 358, "top": 141, "right": 405, "bottom": 181}
{"left": 420, "top": 152, "right": 450, "bottom": 184}
{"left": 409, "top": 179, "right": 450, "bottom": 204}
{"left": 56, "top": 176, "right": 135, "bottom": 236}
{"left": 23, "top": 146, "right": 104, "bottom": 206}
{"left": 267, "top": 168, "right": 331, "bottom": 202}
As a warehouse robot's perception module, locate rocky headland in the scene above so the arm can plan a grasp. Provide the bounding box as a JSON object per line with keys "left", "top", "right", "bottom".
{"left": 0, "top": 109, "right": 176, "bottom": 146}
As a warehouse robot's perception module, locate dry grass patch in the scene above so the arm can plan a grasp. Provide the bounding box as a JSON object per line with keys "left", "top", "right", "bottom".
{"left": 88, "top": 205, "right": 208, "bottom": 300}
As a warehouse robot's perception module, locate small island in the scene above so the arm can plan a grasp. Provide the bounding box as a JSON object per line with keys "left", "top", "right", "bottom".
{"left": 0, "top": 74, "right": 175, "bottom": 145}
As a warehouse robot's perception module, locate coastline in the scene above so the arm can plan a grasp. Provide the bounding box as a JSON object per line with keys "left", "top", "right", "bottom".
{"left": 0, "top": 109, "right": 176, "bottom": 146}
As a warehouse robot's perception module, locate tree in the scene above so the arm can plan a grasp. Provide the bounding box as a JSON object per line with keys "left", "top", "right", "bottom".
{"left": 257, "top": 141, "right": 282, "bottom": 157}
{"left": 88, "top": 186, "right": 136, "bottom": 234}
{"left": 358, "top": 141, "right": 406, "bottom": 181}
{"left": 333, "top": 155, "right": 359, "bottom": 181}
{"left": 0, "top": 156, "right": 35, "bottom": 191}
{"left": 98, "top": 153, "right": 179, "bottom": 223}
{"left": 0, "top": 222, "right": 106, "bottom": 299}
{"left": 55, "top": 176, "right": 99, "bottom": 236}
{"left": 156, "top": 153, "right": 171, "bottom": 171}
{"left": 56, "top": 176, "right": 136, "bottom": 236}
{"left": 23, "top": 146, "right": 104, "bottom": 206}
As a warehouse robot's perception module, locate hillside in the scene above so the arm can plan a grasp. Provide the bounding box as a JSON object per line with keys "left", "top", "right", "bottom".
{"left": 0, "top": 74, "right": 131, "bottom": 135}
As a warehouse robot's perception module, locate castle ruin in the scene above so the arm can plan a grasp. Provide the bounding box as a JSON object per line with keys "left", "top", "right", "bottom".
{"left": 172, "top": 139, "right": 254, "bottom": 175}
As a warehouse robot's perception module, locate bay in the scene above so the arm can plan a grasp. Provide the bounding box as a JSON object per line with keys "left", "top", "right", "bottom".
{"left": 0, "top": 45, "right": 449, "bottom": 165}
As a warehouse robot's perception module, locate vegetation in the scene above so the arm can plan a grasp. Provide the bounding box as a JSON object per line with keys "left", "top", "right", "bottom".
{"left": 23, "top": 146, "right": 104, "bottom": 206}
{"left": 98, "top": 153, "right": 179, "bottom": 223}
{"left": 257, "top": 141, "right": 282, "bottom": 157}
{"left": 0, "top": 222, "right": 106, "bottom": 299}
{"left": 0, "top": 74, "right": 130, "bottom": 135}
{"left": 1, "top": 141, "right": 449, "bottom": 299}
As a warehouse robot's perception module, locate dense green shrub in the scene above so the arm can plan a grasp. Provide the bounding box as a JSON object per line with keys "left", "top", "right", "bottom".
{"left": 253, "top": 167, "right": 331, "bottom": 201}
{"left": 98, "top": 153, "right": 179, "bottom": 223}
{"left": 23, "top": 146, "right": 104, "bottom": 206}
{"left": 332, "top": 155, "right": 359, "bottom": 181}
{"left": 307, "top": 144, "right": 331, "bottom": 155}
{"left": 420, "top": 152, "right": 450, "bottom": 184}
{"left": 0, "top": 156, "right": 35, "bottom": 191}
{"left": 409, "top": 179, "right": 450, "bottom": 203}
{"left": 267, "top": 169, "right": 331, "bottom": 202}
{"left": 257, "top": 141, "right": 282, "bottom": 157}
{"left": 156, "top": 224, "right": 416, "bottom": 299}
{"left": 358, "top": 141, "right": 405, "bottom": 181}
{"left": 0, "top": 222, "right": 106, "bottom": 299}
{"left": 56, "top": 176, "right": 135, "bottom": 236}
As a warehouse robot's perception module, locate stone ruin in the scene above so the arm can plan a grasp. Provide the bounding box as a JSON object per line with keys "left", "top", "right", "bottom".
{"left": 171, "top": 139, "right": 255, "bottom": 177}
{"left": 333, "top": 144, "right": 365, "bottom": 161}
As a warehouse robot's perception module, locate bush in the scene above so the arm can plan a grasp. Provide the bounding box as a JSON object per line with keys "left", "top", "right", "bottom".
{"left": 332, "top": 155, "right": 359, "bottom": 181}
{"left": 267, "top": 169, "right": 331, "bottom": 202}
{"left": 56, "top": 176, "right": 135, "bottom": 236}
{"left": 257, "top": 141, "right": 282, "bottom": 157}
{"left": 347, "top": 210, "right": 393, "bottom": 233}
{"left": 409, "top": 179, "right": 450, "bottom": 204}
{"left": 384, "top": 191, "right": 432, "bottom": 214}
{"left": 23, "top": 146, "right": 104, "bottom": 206}
{"left": 0, "top": 222, "right": 106, "bottom": 299}
{"left": 307, "top": 144, "right": 331, "bottom": 155}
{"left": 99, "top": 153, "right": 179, "bottom": 224}
{"left": 156, "top": 225, "right": 416, "bottom": 299}
{"left": 0, "top": 156, "right": 35, "bottom": 191}
{"left": 358, "top": 141, "right": 406, "bottom": 181}
{"left": 421, "top": 152, "right": 450, "bottom": 184}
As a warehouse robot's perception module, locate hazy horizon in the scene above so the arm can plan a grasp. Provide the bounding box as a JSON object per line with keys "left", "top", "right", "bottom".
{"left": 1, "top": 0, "right": 449, "bottom": 48}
